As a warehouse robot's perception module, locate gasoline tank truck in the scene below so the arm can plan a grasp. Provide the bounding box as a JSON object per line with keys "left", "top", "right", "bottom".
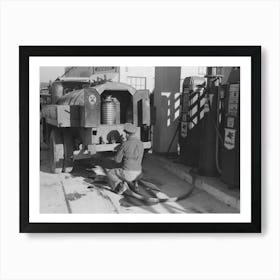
{"left": 41, "top": 78, "right": 152, "bottom": 173}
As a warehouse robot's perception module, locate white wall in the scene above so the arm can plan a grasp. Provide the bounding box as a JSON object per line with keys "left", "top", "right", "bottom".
{"left": 120, "top": 66, "right": 155, "bottom": 91}
{"left": 1, "top": 1, "right": 279, "bottom": 280}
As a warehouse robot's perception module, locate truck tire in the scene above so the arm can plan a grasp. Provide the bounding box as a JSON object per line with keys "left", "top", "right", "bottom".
{"left": 49, "top": 128, "right": 64, "bottom": 173}
{"left": 62, "top": 129, "right": 74, "bottom": 173}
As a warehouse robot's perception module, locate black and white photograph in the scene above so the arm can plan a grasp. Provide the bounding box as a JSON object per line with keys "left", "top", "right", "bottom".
{"left": 19, "top": 46, "right": 260, "bottom": 233}
{"left": 39, "top": 65, "right": 241, "bottom": 215}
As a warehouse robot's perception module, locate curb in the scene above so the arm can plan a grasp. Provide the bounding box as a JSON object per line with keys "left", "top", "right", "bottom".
{"left": 152, "top": 155, "right": 240, "bottom": 210}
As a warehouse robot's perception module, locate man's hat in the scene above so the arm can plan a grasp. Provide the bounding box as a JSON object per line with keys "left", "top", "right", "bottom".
{"left": 124, "top": 123, "right": 137, "bottom": 134}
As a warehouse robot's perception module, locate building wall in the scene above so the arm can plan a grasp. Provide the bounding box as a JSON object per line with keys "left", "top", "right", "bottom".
{"left": 119, "top": 67, "right": 155, "bottom": 91}
{"left": 64, "top": 66, "right": 206, "bottom": 93}
{"left": 65, "top": 66, "right": 120, "bottom": 82}
{"left": 120, "top": 66, "right": 206, "bottom": 93}
{"left": 153, "top": 67, "right": 181, "bottom": 153}
{"left": 65, "top": 67, "right": 92, "bottom": 77}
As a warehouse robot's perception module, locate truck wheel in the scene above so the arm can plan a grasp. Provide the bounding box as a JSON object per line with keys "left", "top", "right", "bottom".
{"left": 49, "top": 128, "right": 64, "bottom": 173}
{"left": 62, "top": 129, "right": 74, "bottom": 173}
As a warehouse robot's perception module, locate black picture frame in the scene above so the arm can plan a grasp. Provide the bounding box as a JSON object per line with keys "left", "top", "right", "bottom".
{"left": 20, "top": 46, "right": 261, "bottom": 233}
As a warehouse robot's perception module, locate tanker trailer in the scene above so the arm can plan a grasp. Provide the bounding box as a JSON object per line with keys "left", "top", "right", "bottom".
{"left": 41, "top": 78, "right": 152, "bottom": 173}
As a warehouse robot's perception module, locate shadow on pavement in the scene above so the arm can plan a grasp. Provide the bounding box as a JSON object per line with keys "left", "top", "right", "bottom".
{"left": 40, "top": 149, "right": 195, "bottom": 214}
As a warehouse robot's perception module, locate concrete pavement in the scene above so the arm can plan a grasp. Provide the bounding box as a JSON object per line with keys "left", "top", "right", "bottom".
{"left": 40, "top": 149, "right": 239, "bottom": 214}
{"left": 151, "top": 154, "right": 240, "bottom": 210}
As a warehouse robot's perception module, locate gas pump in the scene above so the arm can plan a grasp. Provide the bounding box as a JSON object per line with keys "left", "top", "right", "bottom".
{"left": 220, "top": 68, "right": 240, "bottom": 187}
{"left": 198, "top": 67, "right": 223, "bottom": 176}
{"left": 179, "top": 76, "right": 206, "bottom": 166}
{"left": 179, "top": 67, "right": 240, "bottom": 187}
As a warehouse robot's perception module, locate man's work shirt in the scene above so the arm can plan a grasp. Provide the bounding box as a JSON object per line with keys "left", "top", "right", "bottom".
{"left": 115, "top": 136, "right": 144, "bottom": 171}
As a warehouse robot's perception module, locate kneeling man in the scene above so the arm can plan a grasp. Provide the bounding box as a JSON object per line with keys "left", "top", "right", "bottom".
{"left": 107, "top": 123, "right": 144, "bottom": 194}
